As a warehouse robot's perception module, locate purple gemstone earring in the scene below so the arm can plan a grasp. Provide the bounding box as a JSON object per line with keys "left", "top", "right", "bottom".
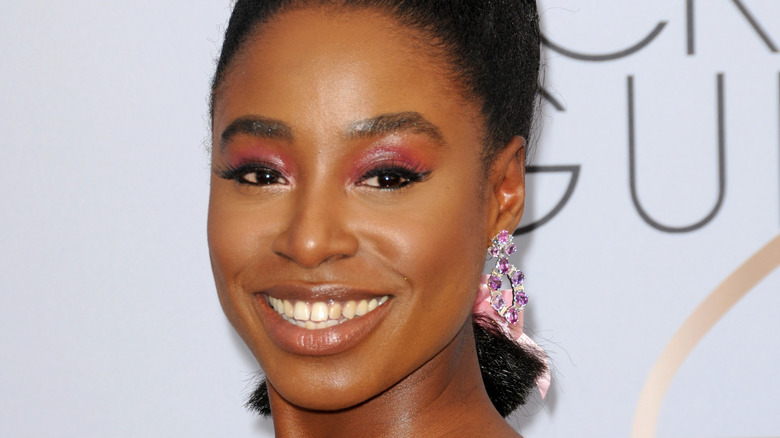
{"left": 486, "top": 230, "right": 528, "bottom": 325}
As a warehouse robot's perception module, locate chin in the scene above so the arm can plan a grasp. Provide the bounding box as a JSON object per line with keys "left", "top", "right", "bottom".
{"left": 269, "top": 375, "right": 389, "bottom": 412}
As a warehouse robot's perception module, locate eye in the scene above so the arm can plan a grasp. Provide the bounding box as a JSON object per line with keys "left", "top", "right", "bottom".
{"left": 241, "top": 169, "right": 285, "bottom": 185}
{"left": 359, "top": 166, "right": 430, "bottom": 190}
{"left": 363, "top": 171, "right": 410, "bottom": 189}
{"left": 216, "top": 163, "right": 288, "bottom": 186}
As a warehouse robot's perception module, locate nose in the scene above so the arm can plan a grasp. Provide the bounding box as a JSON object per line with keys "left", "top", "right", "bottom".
{"left": 271, "top": 184, "right": 359, "bottom": 268}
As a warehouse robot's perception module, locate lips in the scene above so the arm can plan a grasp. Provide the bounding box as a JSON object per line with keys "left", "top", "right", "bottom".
{"left": 255, "top": 286, "right": 393, "bottom": 356}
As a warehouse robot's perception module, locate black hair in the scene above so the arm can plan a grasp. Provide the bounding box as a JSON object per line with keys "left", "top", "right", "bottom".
{"left": 212, "top": 0, "right": 546, "bottom": 419}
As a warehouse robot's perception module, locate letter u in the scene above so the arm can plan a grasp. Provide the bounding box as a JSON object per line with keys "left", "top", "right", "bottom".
{"left": 627, "top": 74, "right": 727, "bottom": 233}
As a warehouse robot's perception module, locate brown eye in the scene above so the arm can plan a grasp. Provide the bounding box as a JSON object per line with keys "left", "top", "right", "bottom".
{"left": 363, "top": 172, "right": 409, "bottom": 189}
{"left": 216, "top": 164, "right": 288, "bottom": 186}
{"left": 359, "top": 166, "right": 430, "bottom": 191}
{"left": 243, "top": 170, "right": 285, "bottom": 185}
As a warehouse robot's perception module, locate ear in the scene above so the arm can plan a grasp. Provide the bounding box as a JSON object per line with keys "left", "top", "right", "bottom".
{"left": 486, "top": 136, "right": 526, "bottom": 242}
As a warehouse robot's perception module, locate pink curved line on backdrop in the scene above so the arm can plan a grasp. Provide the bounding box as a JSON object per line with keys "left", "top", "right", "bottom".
{"left": 631, "top": 234, "right": 780, "bottom": 438}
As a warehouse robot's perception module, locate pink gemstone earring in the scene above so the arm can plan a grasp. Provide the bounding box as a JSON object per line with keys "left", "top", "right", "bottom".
{"left": 486, "top": 230, "right": 528, "bottom": 325}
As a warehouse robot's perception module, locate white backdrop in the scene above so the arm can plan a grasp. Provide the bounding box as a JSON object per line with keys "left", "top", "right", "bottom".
{"left": 1, "top": 1, "right": 778, "bottom": 437}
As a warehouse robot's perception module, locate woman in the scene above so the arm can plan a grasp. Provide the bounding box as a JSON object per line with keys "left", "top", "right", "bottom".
{"left": 207, "top": 1, "right": 548, "bottom": 436}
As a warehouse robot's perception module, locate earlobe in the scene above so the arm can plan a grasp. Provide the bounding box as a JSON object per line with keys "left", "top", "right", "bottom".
{"left": 487, "top": 136, "right": 526, "bottom": 240}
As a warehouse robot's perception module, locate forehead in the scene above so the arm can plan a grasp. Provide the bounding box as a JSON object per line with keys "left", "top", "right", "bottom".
{"left": 212, "top": 7, "right": 484, "bottom": 149}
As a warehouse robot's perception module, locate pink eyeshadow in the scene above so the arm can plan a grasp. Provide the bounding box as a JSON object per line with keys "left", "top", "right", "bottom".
{"left": 350, "top": 142, "right": 432, "bottom": 180}
{"left": 226, "top": 144, "right": 295, "bottom": 176}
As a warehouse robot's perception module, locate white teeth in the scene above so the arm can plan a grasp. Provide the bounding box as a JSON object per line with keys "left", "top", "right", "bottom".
{"left": 267, "top": 295, "right": 389, "bottom": 330}
{"left": 355, "top": 300, "right": 368, "bottom": 316}
{"left": 311, "top": 302, "right": 328, "bottom": 322}
{"left": 294, "top": 301, "right": 310, "bottom": 321}
{"left": 328, "top": 302, "right": 342, "bottom": 320}
{"left": 283, "top": 300, "right": 294, "bottom": 318}
{"left": 342, "top": 301, "right": 357, "bottom": 319}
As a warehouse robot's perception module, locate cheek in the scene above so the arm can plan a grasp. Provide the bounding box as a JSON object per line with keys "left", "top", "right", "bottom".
{"left": 208, "top": 206, "right": 252, "bottom": 284}
{"left": 379, "top": 200, "right": 486, "bottom": 382}
{"left": 207, "top": 190, "right": 287, "bottom": 362}
{"left": 372, "top": 177, "right": 489, "bottom": 328}
{"left": 207, "top": 177, "right": 283, "bottom": 276}
{"left": 207, "top": 183, "right": 268, "bottom": 322}
{"left": 413, "top": 212, "right": 485, "bottom": 311}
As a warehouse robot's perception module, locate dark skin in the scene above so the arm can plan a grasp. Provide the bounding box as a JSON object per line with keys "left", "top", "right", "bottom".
{"left": 208, "top": 7, "right": 528, "bottom": 437}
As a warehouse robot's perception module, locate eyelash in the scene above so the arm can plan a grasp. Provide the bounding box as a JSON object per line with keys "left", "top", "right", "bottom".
{"left": 215, "top": 160, "right": 431, "bottom": 190}
{"left": 215, "top": 162, "right": 287, "bottom": 186}
{"left": 358, "top": 162, "right": 431, "bottom": 190}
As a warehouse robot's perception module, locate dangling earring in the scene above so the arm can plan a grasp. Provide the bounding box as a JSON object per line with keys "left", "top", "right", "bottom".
{"left": 485, "top": 230, "right": 527, "bottom": 325}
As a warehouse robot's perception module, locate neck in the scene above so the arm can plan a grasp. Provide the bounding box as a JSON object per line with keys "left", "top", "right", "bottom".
{"left": 268, "top": 322, "right": 520, "bottom": 438}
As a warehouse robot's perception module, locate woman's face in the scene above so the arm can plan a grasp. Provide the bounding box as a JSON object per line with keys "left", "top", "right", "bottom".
{"left": 208, "top": 7, "right": 517, "bottom": 411}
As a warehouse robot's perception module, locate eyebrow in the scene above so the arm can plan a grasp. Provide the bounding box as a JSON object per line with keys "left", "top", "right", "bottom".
{"left": 220, "top": 116, "right": 294, "bottom": 149}
{"left": 219, "top": 111, "right": 446, "bottom": 150}
{"left": 345, "top": 112, "right": 446, "bottom": 147}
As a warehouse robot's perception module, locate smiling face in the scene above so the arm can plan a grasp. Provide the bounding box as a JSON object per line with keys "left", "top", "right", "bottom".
{"left": 208, "top": 7, "right": 520, "bottom": 412}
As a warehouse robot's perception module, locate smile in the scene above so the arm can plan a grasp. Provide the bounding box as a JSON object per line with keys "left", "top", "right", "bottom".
{"left": 267, "top": 295, "right": 390, "bottom": 330}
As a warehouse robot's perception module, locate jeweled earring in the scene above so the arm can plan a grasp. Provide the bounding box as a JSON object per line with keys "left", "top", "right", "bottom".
{"left": 486, "top": 230, "right": 528, "bottom": 325}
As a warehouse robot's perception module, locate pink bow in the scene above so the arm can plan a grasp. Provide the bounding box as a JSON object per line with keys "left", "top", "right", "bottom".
{"left": 474, "top": 275, "right": 551, "bottom": 398}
